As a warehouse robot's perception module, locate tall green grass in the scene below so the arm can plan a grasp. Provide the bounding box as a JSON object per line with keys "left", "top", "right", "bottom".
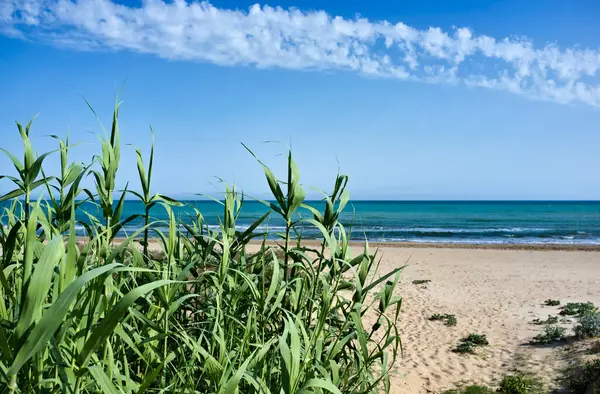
{"left": 0, "top": 99, "right": 404, "bottom": 393}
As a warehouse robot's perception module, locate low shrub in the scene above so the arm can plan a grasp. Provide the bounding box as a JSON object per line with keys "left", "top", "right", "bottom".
{"left": 575, "top": 312, "right": 600, "bottom": 339}
{"left": 560, "top": 302, "right": 598, "bottom": 316}
{"left": 532, "top": 315, "right": 559, "bottom": 325}
{"left": 453, "top": 341, "right": 475, "bottom": 354}
{"left": 497, "top": 375, "right": 544, "bottom": 394}
{"left": 462, "top": 333, "right": 489, "bottom": 346}
{"left": 564, "top": 358, "right": 600, "bottom": 393}
{"left": 453, "top": 333, "right": 489, "bottom": 354}
{"left": 530, "top": 325, "right": 566, "bottom": 345}
{"left": 544, "top": 299, "right": 561, "bottom": 306}
{"left": 430, "top": 313, "right": 458, "bottom": 327}
{"left": 442, "top": 375, "right": 543, "bottom": 394}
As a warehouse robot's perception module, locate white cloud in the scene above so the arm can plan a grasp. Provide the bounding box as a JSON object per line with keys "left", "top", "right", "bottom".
{"left": 3, "top": 0, "right": 600, "bottom": 107}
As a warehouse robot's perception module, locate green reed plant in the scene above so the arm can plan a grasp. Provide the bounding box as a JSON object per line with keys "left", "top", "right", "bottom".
{"left": 0, "top": 98, "right": 404, "bottom": 393}
{"left": 41, "top": 133, "right": 93, "bottom": 241}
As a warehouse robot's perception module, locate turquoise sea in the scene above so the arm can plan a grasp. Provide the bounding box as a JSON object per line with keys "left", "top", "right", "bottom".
{"left": 68, "top": 200, "right": 600, "bottom": 245}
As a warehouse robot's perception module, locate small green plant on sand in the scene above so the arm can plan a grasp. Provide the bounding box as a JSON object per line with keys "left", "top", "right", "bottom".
{"left": 430, "top": 313, "right": 457, "bottom": 327}
{"left": 442, "top": 385, "right": 494, "bottom": 394}
{"left": 530, "top": 325, "right": 566, "bottom": 345}
{"left": 413, "top": 279, "right": 431, "bottom": 285}
{"left": 442, "top": 374, "right": 543, "bottom": 394}
{"left": 453, "top": 333, "right": 489, "bottom": 354}
{"left": 498, "top": 375, "right": 544, "bottom": 394}
{"left": 532, "top": 315, "right": 559, "bottom": 325}
{"left": 575, "top": 312, "right": 600, "bottom": 339}
{"left": 544, "top": 299, "right": 561, "bottom": 306}
{"left": 462, "top": 333, "right": 489, "bottom": 346}
{"left": 453, "top": 341, "right": 475, "bottom": 354}
{"left": 564, "top": 358, "right": 600, "bottom": 393}
{"left": 560, "top": 302, "right": 598, "bottom": 316}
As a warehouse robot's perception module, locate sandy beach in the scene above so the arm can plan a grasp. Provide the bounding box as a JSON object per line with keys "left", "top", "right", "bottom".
{"left": 365, "top": 246, "right": 600, "bottom": 393}
{"left": 140, "top": 239, "right": 600, "bottom": 392}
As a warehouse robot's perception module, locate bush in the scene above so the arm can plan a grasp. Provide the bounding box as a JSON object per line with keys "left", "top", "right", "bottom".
{"left": 544, "top": 299, "right": 561, "bottom": 306}
{"left": 564, "top": 358, "right": 600, "bottom": 393}
{"left": 497, "top": 375, "right": 544, "bottom": 394}
{"left": 453, "top": 333, "right": 489, "bottom": 354}
{"left": 532, "top": 315, "right": 559, "bottom": 325}
{"left": 413, "top": 279, "right": 431, "bottom": 285}
{"left": 560, "top": 302, "right": 598, "bottom": 316}
{"left": 0, "top": 101, "right": 404, "bottom": 392}
{"left": 575, "top": 312, "right": 600, "bottom": 339}
{"left": 462, "top": 333, "right": 489, "bottom": 346}
{"left": 530, "top": 325, "right": 566, "bottom": 345}
{"left": 453, "top": 341, "right": 475, "bottom": 354}
{"left": 430, "top": 313, "right": 457, "bottom": 327}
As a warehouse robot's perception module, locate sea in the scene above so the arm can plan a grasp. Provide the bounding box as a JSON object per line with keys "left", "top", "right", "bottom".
{"left": 60, "top": 200, "right": 600, "bottom": 246}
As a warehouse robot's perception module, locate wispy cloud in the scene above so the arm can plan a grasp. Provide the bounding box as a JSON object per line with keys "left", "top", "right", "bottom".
{"left": 3, "top": 0, "right": 600, "bottom": 107}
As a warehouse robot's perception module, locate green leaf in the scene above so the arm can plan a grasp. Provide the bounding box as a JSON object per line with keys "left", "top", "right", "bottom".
{"left": 299, "top": 378, "right": 343, "bottom": 394}
{"left": 135, "top": 364, "right": 162, "bottom": 394}
{"left": 15, "top": 237, "right": 64, "bottom": 341}
{"left": 27, "top": 150, "right": 58, "bottom": 185}
{"left": 77, "top": 279, "right": 174, "bottom": 368}
{"left": 218, "top": 350, "right": 256, "bottom": 394}
{"left": 8, "top": 263, "right": 122, "bottom": 377}
{"left": 0, "top": 188, "right": 24, "bottom": 202}
{"left": 135, "top": 147, "right": 149, "bottom": 198}
{"left": 88, "top": 364, "right": 120, "bottom": 394}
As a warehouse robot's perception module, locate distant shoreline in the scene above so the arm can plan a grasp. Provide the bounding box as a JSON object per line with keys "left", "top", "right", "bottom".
{"left": 109, "top": 237, "right": 600, "bottom": 252}
{"left": 249, "top": 240, "right": 600, "bottom": 251}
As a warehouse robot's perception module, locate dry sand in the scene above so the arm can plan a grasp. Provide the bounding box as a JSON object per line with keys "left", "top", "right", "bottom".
{"left": 143, "top": 239, "right": 599, "bottom": 392}
{"left": 371, "top": 246, "right": 600, "bottom": 393}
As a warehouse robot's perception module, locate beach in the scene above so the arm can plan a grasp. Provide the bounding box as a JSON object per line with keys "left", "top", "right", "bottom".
{"left": 360, "top": 245, "right": 600, "bottom": 393}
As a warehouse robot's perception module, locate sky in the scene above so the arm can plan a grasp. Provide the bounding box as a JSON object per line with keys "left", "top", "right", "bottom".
{"left": 1, "top": 0, "right": 599, "bottom": 200}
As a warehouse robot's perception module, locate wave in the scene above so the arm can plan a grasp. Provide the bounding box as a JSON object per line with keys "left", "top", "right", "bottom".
{"left": 72, "top": 223, "right": 600, "bottom": 246}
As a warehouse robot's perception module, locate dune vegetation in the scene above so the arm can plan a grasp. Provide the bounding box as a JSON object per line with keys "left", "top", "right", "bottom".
{"left": 0, "top": 97, "right": 404, "bottom": 393}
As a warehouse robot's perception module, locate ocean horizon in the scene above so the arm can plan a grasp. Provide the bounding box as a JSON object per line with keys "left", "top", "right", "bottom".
{"left": 4, "top": 199, "right": 597, "bottom": 246}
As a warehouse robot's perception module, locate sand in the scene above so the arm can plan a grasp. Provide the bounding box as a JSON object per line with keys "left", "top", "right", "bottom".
{"left": 371, "top": 246, "right": 600, "bottom": 393}
{"left": 142, "top": 239, "right": 600, "bottom": 392}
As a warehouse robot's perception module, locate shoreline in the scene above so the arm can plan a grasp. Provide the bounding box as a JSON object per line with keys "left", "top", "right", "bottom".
{"left": 253, "top": 240, "right": 600, "bottom": 251}
{"left": 107, "top": 237, "right": 600, "bottom": 252}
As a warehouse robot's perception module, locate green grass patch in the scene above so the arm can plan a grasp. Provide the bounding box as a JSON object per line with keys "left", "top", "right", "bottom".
{"left": 497, "top": 374, "right": 544, "bottom": 394}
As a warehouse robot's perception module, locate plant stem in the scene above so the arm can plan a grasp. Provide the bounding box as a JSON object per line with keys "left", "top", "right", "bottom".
{"left": 143, "top": 206, "right": 150, "bottom": 262}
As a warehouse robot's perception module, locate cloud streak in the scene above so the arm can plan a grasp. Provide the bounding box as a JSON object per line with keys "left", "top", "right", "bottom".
{"left": 3, "top": 0, "right": 600, "bottom": 107}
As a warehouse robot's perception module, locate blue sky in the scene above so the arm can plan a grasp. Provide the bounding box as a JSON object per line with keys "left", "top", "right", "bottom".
{"left": 1, "top": 0, "right": 599, "bottom": 200}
